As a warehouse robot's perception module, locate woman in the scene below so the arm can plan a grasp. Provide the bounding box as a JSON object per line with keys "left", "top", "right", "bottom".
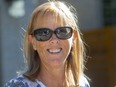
{"left": 5, "top": 0, "right": 90, "bottom": 87}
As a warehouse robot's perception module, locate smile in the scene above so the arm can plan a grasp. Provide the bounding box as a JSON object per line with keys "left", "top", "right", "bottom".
{"left": 47, "top": 48, "right": 62, "bottom": 54}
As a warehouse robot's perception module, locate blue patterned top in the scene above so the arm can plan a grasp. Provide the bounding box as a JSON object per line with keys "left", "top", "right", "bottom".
{"left": 4, "top": 75, "right": 90, "bottom": 87}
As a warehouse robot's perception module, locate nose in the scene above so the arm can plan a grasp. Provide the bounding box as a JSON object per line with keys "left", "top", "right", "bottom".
{"left": 50, "top": 34, "right": 59, "bottom": 44}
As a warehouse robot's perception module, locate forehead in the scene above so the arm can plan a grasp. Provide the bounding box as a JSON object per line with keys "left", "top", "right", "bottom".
{"left": 33, "top": 11, "right": 67, "bottom": 29}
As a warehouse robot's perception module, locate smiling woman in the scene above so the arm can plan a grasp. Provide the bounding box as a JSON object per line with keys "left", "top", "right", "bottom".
{"left": 4, "top": 0, "right": 90, "bottom": 87}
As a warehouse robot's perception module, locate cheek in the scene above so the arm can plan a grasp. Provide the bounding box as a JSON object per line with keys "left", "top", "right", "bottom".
{"left": 68, "top": 36, "right": 74, "bottom": 47}
{"left": 35, "top": 42, "right": 47, "bottom": 54}
{"left": 63, "top": 38, "right": 73, "bottom": 53}
{"left": 66, "top": 38, "right": 74, "bottom": 54}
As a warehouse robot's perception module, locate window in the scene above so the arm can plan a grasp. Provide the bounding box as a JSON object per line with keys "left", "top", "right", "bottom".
{"left": 103, "top": 0, "right": 116, "bottom": 25}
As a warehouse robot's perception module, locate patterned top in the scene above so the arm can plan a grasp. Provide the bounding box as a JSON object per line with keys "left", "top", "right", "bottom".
{"left": 4, "top": 75, "right": 90, "bottom": 87}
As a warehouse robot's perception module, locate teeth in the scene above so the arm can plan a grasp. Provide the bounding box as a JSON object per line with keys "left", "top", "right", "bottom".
{"left": 47, "top": 49, "right": 61, "bottom": 54}
{"left": 50, "top": 49, "right": 60, "bottom": 53}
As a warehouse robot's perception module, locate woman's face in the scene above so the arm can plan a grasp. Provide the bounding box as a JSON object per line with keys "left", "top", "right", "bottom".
{"left": 29, "top": 15, "right": 74, "bottom": 68}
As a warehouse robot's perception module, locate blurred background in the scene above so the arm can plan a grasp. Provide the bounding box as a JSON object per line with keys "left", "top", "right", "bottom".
{"left": 0, "top": 0, "right": 116, "bottom": 87}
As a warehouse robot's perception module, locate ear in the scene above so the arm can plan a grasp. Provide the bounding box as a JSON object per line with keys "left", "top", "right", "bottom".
{"left": 28, "top": 35, "right": 37, "bottom": 50}
{"left": 73, "top": 30, "right": 78, "bottom": 41}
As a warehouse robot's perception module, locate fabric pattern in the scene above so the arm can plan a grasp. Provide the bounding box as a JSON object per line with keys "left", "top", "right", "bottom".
{"left": 4, "top": 76, "right": 42, "bottom": 87}
{"left": 4, "top": 75, "right": 90, "bottom": 87}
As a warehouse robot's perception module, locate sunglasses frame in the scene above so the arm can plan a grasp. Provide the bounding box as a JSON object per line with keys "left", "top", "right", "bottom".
{"left": 31, "top": 26, "right": 73, "bottom": 41}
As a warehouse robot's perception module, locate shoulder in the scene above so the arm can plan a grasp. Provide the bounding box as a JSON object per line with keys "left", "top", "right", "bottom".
{"left": 4, "top": 75, "right": 28, "bottom": 87}
{"left": 4, "top": 75, "right": 41, "bottom": 87}
{"left": 79, "top": 75, "right": 90, "bottom": 87}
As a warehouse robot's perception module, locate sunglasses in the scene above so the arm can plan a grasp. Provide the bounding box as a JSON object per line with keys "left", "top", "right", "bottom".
{"left": 31, "top": 27, "right": 73, "bottom": 41}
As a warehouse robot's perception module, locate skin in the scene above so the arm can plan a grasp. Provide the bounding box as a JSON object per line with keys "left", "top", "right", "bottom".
{"left": 28, "top": 15, "right": 76, "bottom": 87}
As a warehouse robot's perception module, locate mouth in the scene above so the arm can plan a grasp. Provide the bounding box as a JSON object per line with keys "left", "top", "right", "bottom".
{"left": 47, "top": 48, "right": 62, "bottom": 54}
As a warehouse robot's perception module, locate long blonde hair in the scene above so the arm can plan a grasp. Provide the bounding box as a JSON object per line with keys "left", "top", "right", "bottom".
{"left": 23, "top": 1, "right": 86, "bottom": 86}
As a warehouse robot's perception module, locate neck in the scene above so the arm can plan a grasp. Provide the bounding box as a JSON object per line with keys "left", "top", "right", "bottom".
{"left": 37, "top": 64, "right": 68, "bottom": 87}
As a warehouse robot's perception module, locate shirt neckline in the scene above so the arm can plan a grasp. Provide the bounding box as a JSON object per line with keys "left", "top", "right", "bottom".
{"left": 35, "top": 79, "right": 46, "bottom": 87}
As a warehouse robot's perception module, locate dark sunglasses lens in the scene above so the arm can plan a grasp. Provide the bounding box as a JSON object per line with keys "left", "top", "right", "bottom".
{"left": 55, "top": 27, "right": 73, "bottom": 39}
{"left": 33, "top": 28, "right": 52, "bottom": 41}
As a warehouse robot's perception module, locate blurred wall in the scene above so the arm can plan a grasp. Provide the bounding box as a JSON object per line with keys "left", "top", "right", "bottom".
{"left": 0, "top": 0, "right": 2, "bottom": 86}
{"left": 0, "top": 0, "right": 104, "bottom": 86}
{"left": 1, "top": 0, "right": 35, "bottom": 86}
{"left": 68, "top": 0, "right": 104, "bottom": 31}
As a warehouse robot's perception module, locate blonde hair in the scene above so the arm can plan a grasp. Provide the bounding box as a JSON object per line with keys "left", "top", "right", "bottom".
{"left": 23, "top": 1, "right": 86, "bottom": 86}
